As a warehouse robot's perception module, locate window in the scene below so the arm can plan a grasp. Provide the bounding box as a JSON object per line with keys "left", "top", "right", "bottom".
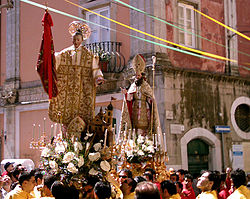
{"left": 86, "top": 7, "right": 110, "bottom": 43}
{"left": 178, "top": 2, "right": 196, "bottom": 48}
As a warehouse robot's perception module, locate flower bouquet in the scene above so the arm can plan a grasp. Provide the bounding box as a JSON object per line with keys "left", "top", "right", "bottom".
{"left": 40, "top": 132, "right": 112, "bottom": 184}
{"left": 124, "top": 135, "right": 155, "bottom": 163}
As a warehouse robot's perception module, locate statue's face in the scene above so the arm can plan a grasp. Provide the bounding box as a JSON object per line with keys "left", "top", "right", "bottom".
{"left": 72, "top": 34, "right": 83, "bottom": 48}
{"left": 136, "top": 72, "right": 142, "bottom": 80}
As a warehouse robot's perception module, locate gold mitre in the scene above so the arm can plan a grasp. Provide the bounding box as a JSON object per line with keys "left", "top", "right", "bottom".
{"left": 68, "top": 21, "right": 91, "bottom": 40}
{"left": 132, "top": 54, "right": 146, "bottom": 74}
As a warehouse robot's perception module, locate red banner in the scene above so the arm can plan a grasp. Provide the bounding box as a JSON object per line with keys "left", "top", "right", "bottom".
{"left": 36, "top": 10, "right": 58, "bottom": 99}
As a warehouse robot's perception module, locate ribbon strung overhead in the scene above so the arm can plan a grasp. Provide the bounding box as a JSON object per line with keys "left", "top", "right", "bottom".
{"left": 193, "top": 8, "right": 250, "bottom": 41}
{"left": 112, "top": 0, "right": 250, "bottom": 58}
{"left": 20, "top": 0, "right": 250, "bottom": 71}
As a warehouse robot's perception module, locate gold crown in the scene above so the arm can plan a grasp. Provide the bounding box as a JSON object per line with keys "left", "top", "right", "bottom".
{"left": 132, "top": 54, "right": 146, "bottom": 74}
{"left": 68, "top": 21, "right": 91, "bottom": 40}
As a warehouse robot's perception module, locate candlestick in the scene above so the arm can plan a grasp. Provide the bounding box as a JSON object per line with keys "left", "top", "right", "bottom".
{"left": 32, "top": 124, "right": 35, "bottom": 139}
{"left": 54, "top": 123, "right": 57, "bottom": 137}
{"left": 112, "top": 127, "right": 115, "bottom": 145}
{"left": 38, "top": 125, "right": 41, "bottom": 138}
{"left": 43, "top": 118, "right": 46, "bottom": 132}
{"left": 158, "top": 132, "right": 161, "bottom": 147}
{"left": 117, "top": 128, "right": 120, "bottom": 145}
{"left": 51, "top": 124, "right": 54, "bottom": 138}
{"left": 104, "top": 129, "right": 108, "bottom": 148}
{"left": 125, "top": 123, "right": 127, "bottom": 138}
{"left": 132, "top": 129, "right": 136, "bottom": 143}
{"left": 163, "top": 133, "right": 167, "bottom": 152}
{"left": 128, "top": 129, "right": 131, "bottom": 141}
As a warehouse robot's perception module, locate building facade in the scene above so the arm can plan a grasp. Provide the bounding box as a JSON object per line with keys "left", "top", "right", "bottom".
{"left": 0, "top": 0, "right": 249, "bottom": 175}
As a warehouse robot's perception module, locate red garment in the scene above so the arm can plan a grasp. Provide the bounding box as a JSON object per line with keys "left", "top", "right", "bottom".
{"left": 181, "top": 187, "right": 196, "bottom": 199}
{"left": 1, "top": 171, "right": 8, "bottom": 176}
{"left": 218, "top": 188, "right": 229, "bottom": 199}
{"left": 225, "top": 177, "right": 231, "bottom": 190}
{"left": 36, "top": 10, "right": 58, "bottom": 99}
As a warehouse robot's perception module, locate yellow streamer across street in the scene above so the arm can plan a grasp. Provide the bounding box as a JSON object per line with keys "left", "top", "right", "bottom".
{"left": 193, "top": 8, "right": 250, "bottom": 41}
{"left": 65, "top": 0, "right": 237, "bottom": 63}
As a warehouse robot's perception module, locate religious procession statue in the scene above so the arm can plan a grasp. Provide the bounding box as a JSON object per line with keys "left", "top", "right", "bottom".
{"left": 36, "top": 12, "right": 168, "bottom": 198}
{"left": 120, "top": 54, "right": 162, "bottom": 137}
{"left": 48, "top": 21, "right": 104, "bottom": 134}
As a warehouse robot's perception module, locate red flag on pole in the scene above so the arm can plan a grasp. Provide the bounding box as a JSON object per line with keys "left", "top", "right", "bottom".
{"left": 36, "top": 10, "right": 58, "bottom": 99}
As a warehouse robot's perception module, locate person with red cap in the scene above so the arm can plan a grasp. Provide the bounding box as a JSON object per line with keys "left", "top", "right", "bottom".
{"left": 2, "top": 162, "right": 14, "bottom": 177}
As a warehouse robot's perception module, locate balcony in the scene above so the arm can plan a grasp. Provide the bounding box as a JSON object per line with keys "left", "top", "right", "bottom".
{"left": 85, "top": 41, "right": 126, "bottom": 73}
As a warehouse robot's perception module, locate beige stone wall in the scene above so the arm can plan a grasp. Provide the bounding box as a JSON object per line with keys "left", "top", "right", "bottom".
{"left": 243, "top": 142, "right": 250, "bottom": 173}
{"left": 156, "top": 67, "right": 250, "bottom": 170}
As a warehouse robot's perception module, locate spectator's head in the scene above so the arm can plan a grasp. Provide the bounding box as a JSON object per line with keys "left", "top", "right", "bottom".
{"left": 34, "top": 171, "right": 43, "bottom": 185}
{"left": 134, "top": 176, "right": 147, "bottom": 184}
{"left": 226, "top": 167, "right": 232, "bottom": 175}
{"left": 143, "top": 172, "right": 153, "bottom": 182}
{"left": 170, "top": 173, "right": 179, "bottom": 182}
{"left": 169, "top": 168, "right": 175, "bottom": 175}
{"left": 145, "top": 168, "right": 156, "bottom": 181}
{"left": 161, "top": 180, "right": 177, "bottom": 199}
{"left": 2, "top": 175, "right": 12, "bottom": 192}
{"left": 120, "top": 177, "right": 137, "bottom": 196}
{"left": 43, "top": 175, "right": 57, "bottom": 196}
{"left": 175, "top": 181, "right": 183, "bottom": 194}
{"left": 51, "top": 181, "right": 67, "bottom": 199}
{"left": 15, "top": 164, "right": 26, "bottom": 173}
{"left": 82, "top": 175, "right": 99, "bottom": 199}
{"left": 231, "top": 169, "right": 247, "bottom": 189}
{"left": 135, "top": 181, "right": 160, "bottom": 199}
{"left": 4, "top": 162, "right": 14, "bottom": 173}
{"left": 94, "top": 181, "right": 111, "bottom": 199}
{"left": 18, "top": 171, "right": 36, "bottom": 193}
{"left": 176, "top": 169, "right": 185, "bottom": 182}
{"left": 197, "top": 171, "right": 221, "bottom": 192}
{"left": 118, "top": 169, "right": 132, "bottom": 187}
{"left": 184, "top": 173, "right": 193, "bottom": 189}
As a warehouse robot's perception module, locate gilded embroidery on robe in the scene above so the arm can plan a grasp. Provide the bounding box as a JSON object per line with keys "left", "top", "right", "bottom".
{"left": 49, "top": 46, "right": 102, "bottom": 126}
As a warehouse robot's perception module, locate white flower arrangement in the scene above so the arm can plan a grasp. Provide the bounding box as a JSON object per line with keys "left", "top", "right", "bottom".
{"left": 88, "top": 152, "right": 101, "bottom": 162}
{"left": 124, "top": 135, "right": 155, "bottom": 163}
{"left": 40, "top": 134, "right": 112, "bottom": 183}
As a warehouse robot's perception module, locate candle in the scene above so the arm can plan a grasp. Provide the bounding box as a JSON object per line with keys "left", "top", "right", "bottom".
{"left": 51, "top": 125, "right": 54, "bottom": 138}
{"left": 112, "top": 127, "right": 115, "bottom": 144}
{"left": 125, "top": 123, "right": 127, "bottom": 138}
{"left": 132, "top": 129, "right": 136, "bottom": 143}
{"left": 158, "top": 132, "right": 161, "bottom": 153}
{"left": 164, "top": 133, "right": 167, "bottom": 152}
{"left": 117, "top": 128, "right": 120, "bottom": 145}
{"left": 38, "top": 125, "right": 41, "bottom": 138}
{"left": 128, "top": 129, "right": 131, "bottom": 141}
{"left": 54, "top": 123, "right": 57, "bottom": 136}
{"left": 32, "top": 124, "right": 35, "bottom": 139}
{"left": 155, "top": 134, "right": 158, "bottom": 146}
{"left": 158, "top": 132, "right": 161, "bottom": 147}
{"left": 104, "top": 129, "right": 108, "bottom": 148}
{"left": 43, "top": 118, "right": 46, "bottom": 132}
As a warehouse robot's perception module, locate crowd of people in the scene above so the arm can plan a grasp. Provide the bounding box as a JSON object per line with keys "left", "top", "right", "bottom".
{"left": 0, "top": 162, "right": 249, "bottom": 199}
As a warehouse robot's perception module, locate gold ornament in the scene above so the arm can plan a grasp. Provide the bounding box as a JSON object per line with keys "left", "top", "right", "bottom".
{"left": 132, "top": 54, "right": 146, "bottom": 74}
{"left": 68, "top": 21, "right": 91, "bottom": 40}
